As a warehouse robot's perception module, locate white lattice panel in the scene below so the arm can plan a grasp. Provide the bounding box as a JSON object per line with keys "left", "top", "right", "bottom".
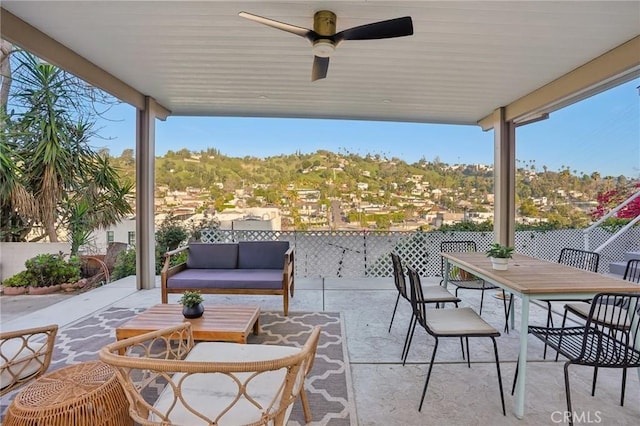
{"left": 196, "top": 228, "right": 639, "bottom": 278}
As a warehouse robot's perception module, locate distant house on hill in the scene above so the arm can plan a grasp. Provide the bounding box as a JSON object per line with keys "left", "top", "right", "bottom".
{"left": 215, "top": 208, "right": 281, "bottom": 231}
{"left": 431, "top": 212, "right": 465, "bottom": 228}
{"left": 88, "top": 216, "right": 137, "bottom": 253}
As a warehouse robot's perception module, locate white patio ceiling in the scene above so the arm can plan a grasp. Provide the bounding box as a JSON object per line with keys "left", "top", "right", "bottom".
{"left": 2, "top": 0, "right": 638, "bottom": 306}
{"left": 2, "top": 1, "right": 639, "bottom": 128}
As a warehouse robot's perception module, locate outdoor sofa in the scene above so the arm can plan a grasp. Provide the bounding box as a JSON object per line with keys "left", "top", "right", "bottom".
{"left": 160, "top": 241, "right": 295, "bottom": 315}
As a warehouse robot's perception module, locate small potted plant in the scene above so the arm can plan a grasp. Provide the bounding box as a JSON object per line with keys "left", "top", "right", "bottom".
{"left": 450, "top": 265, "right": 476, "bottom": 280}
{"left": 486, "top": 243, "right": 515, "bottom": 270}
{"left": 178, "top": 290, "right": 205, "bottom": 319}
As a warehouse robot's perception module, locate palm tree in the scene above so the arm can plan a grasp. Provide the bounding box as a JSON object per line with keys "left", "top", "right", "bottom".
{"left": 0, "top": 140, "right": 36, "bottom": 241}
{"left": 1, "top": 49, "right": 131, "bottom": 248}
{"left": 1, "top": 41, "right": 12, "bottom": 115}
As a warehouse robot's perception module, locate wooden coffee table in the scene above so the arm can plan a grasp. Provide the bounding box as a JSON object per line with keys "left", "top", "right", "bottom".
{"left": 116, "top": 304, "right": 260, "bottom": 343}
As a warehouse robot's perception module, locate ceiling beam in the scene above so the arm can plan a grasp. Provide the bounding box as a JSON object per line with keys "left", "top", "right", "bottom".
{"left": 479, "top": 36, "right": 640, "bottom": 131}
{"left": 0, "top": 8, "right": 171, "bottom": 119}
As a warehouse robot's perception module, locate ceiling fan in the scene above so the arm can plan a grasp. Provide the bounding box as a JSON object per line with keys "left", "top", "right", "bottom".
{"left": 238, "top": 10, "right": 413, "bottom": 81}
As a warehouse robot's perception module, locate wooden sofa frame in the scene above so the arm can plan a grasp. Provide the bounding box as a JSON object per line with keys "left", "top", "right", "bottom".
{"left": 160, "top": 243, "right": 295, "bottom": 315}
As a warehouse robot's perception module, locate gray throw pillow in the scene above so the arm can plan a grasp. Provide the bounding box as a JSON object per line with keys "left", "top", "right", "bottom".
{"left": 186, "top": 243, "right": 238, "bottom": 269}
{"left": 238, "top": 241, "right": 289, "bottom": 269}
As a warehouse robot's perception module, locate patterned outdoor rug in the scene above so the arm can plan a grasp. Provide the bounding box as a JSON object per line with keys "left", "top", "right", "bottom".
{"left": 1, "top": 308, "right": 356, "bottom": 426}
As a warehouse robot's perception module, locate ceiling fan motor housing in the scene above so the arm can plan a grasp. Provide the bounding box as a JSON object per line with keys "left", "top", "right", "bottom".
{"left": 312, "top": 10, "right": 337, "bottom": 57}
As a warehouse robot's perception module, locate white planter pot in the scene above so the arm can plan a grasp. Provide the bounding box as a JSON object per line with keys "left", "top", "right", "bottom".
{"left": 490, "top": 257, "right": 509, "bottom": 270}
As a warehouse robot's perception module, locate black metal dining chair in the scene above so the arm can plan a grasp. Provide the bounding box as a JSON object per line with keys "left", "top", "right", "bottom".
{"left": 547, "top": 248, "right": 600, "bottom": 324}
{"left": 406, "top": 266, "right": 505, "bottom": 415}
{"left": 440, "top": 241, "right": 501, "bottom": 315}
{"left": 389, "top": 253, "right": 460, "bottom": 331}
{"left": 506, "top": 248, "right": 599, "bottom": 358}
{"left": 511, "top": 292, "right": 640, "bottom": 426}
{"left": 558, "top": 259, "right": 640, "bottom": 405}
{"left": 561, "top": 259, "right": 640, "bottom": 329}
{"left": 388, "top": 253, "right": 460, "bottom": 362}
{"left": 440, "top": 241, "right": 509, "bottom": 332}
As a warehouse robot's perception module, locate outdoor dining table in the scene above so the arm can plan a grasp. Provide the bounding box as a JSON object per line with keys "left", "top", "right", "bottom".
{"left": 441, "top": 252, "right": 640, "bottom": 419}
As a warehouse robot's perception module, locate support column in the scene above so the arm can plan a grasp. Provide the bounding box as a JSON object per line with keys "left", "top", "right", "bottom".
{"left": 135, "top": 97, "right": 156, "bottom": 290}
{"left": 493, "top": 107, "right": 516, "bottom": 246}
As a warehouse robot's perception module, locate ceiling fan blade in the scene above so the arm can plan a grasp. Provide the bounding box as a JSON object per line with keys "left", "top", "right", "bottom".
{"left": 312, "top": 56, "right": 330, "bottom": 82}
{"left": 238, "top": 11, "right": 314, "bottom": 39}
{"left": 335, "top": 16, "right": 413, "bottom": 42}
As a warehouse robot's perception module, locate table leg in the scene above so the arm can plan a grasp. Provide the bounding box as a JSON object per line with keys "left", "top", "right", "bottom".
{"left": 510, "top": 294, "right": 515, "bottom": 330}
{"left": 514, "top": 294, "right": 530, "bottom": 419}
{"left": 115, "top": 330, "right": 126, "bottom": 355}
{"left": 253, "top": 315, "right": 260, "bottom": 335}
{"left": 443, "top": 260, "right": 450, "bottom": 289}
{"left": 629, "top": 298, "right": 640, "bottom": 382}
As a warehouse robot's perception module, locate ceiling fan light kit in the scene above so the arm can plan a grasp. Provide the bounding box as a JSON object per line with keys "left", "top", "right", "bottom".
{"left": 312, "top": 40, "right": 335, "bottom": 58}
{"left": 239, "top": 10, "right": 413, "bottom": 81}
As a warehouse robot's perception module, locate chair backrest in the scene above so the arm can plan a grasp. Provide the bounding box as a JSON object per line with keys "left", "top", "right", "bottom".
{"left": 623, "top": 259, "right": 640, "bottom": 283}
{"left": 406, "top": 266, "right": 428, "bottom": 330}
{"left": 390, "top": 252, "right": 408, "bottom": 299}
{"left": 100, "top": 323, "right": 320, "bottom": 426}
{"left": 558, "top": 248, "right": 599, "bottom": 272}
{"left": 440, "top": 241, "right": 477, "bottom": 277}
{"left": 0, "top": 324, "right": 58, "bottom": 396}
{"left": 580, "top": 292, "right": 640, "bottom": 368}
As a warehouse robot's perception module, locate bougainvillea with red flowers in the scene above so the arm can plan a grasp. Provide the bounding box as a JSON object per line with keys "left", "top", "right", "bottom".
{"left": 591, "top": 182, "right": 640, "bottom": 220}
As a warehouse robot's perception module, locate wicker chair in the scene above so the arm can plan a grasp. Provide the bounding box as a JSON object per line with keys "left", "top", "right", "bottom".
{"left": 0, "top": 324, "right": 58, "bottom": 396}
{"left": 512, "top": 292, "right": 640, "bottom": 426}
{"left": 99, "top": 322, "right": 320, "bottom": 426}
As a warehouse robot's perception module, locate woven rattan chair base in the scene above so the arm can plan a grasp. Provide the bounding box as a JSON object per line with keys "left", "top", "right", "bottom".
{"left": 4, "top": 360, "right": 132, "bottom": 426}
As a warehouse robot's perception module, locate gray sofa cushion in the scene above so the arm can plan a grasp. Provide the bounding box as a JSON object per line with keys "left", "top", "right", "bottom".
{"left": 238, "top": 241, "right": 289, "bottom": 270}
{"left": 186, "top": 243, "right": 238, "bottom": 269}
{"left": 167, "top": 269, "right": 283, "bottom": 290}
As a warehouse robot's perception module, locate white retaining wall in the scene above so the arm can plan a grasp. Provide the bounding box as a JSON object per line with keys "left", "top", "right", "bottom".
{"left": 0, "top": 242, "right": 70, "bottom": 282}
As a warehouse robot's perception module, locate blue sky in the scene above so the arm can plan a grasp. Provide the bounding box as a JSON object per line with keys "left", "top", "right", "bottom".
{"left": 94, "top": 79, "right": 639, "bottom": 178}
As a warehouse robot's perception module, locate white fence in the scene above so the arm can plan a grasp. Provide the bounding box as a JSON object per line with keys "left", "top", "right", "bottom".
{"left": 200, "top": 228, "right": 640, "bottom": 278}
{"left": 2, "top": 228, "right": 635, "bottom": 282}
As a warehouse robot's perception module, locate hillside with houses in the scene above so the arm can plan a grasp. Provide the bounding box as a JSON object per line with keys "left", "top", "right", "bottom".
{"left": 105, "top": 148, "right": 634, "bottom": 239}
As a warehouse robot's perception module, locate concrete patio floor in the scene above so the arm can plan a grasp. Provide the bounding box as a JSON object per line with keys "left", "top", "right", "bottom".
{"left": 1, "top": 276, "right": 638, "bottom": 425}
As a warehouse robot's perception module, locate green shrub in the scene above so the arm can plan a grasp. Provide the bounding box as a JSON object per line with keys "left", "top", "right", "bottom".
{"left": 113, "top": 214, "right": 219, "bottom": 278}
{"left": 156, "top": 214, "right": 188, "bottom": 252}
{"left": 155, "top": 214, "right": 189, "bottom": 274}
{"left": 112, "top": 248, "right": 137, "bottom": 280}
{"left": 154, "top": 247, "right": 188, "bottom": 275}
{"left": 178, "top": 290, "right": 204, "bottom": 307}
{"left": 23, "top": 252, "right": 81, "bottom": 287}
{"left": 2, "top": 270, "right": 31, "bottom": 287}
{"left": 599, "top": 217, "right": 632, "bottom": 234}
